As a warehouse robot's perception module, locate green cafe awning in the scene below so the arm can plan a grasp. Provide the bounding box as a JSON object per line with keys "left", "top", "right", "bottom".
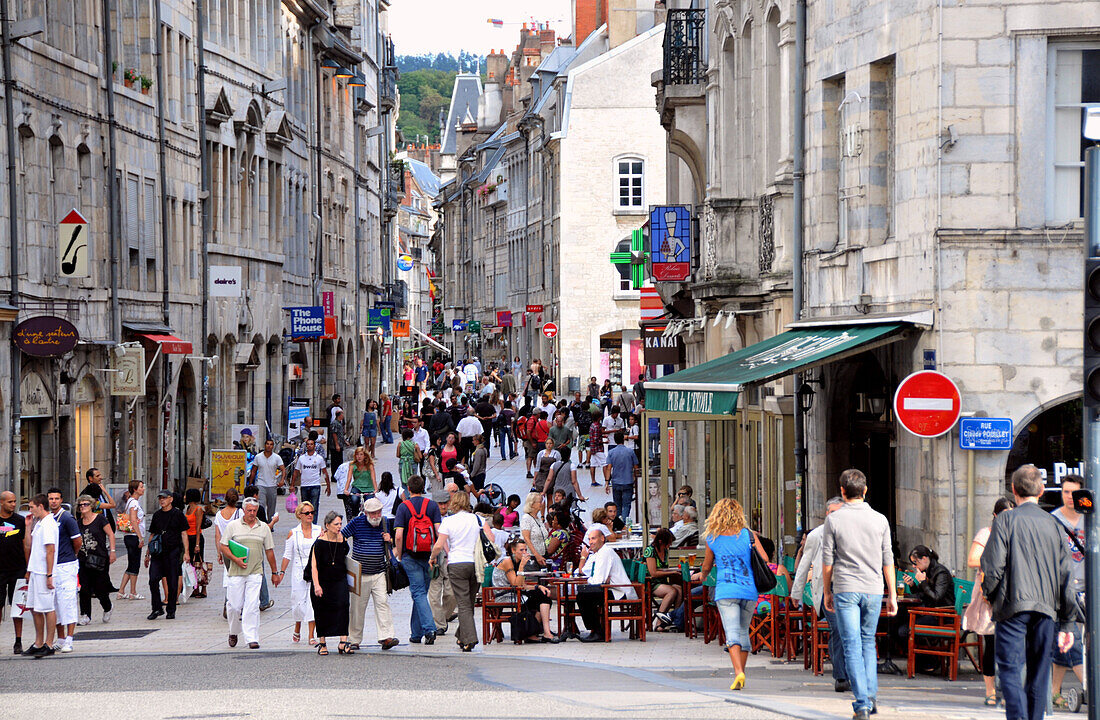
{"left": 645, "top": 320, "right": 915, "bottom": 416}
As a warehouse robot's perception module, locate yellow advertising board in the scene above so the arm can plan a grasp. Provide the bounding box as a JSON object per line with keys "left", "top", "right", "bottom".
{"left": 210, "top": 449, "right": 248, "bottom": 497}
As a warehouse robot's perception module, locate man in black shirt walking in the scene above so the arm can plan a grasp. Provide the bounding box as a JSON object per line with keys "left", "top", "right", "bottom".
{"left": 145, "top": 490, "right": 190, "bottom": 620}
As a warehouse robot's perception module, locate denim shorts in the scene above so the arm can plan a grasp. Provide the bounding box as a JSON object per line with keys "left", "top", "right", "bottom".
{"left": 716, "top": 597, "right": 756, "bottom": 650}
{"left": 1053, "top": 622, "right": 1084, "bottom": 667}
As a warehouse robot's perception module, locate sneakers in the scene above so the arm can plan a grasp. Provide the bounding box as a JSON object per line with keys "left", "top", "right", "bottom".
{"left": 59, "top": 639, "right": 73, "bottom": 653}
{"left": 424, "top": 633, "right": 436, "bottom": 645}
{"left": 78, "top": 615, "right": 91, "bottom": 626}
{"left": 260, "top": 600, "right": 275, "bottom": 611}
{"left": 35, "top": 645, "right": 54, "bottom": 659}
{"left": 22, "top": 644, "right": 40, "bottom": 657}
{"left": 102, "top": 610, "right": 111, "bottom": 623}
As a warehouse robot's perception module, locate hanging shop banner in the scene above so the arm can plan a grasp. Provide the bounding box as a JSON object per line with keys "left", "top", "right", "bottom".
{"left": 58, "top": 209, "right": 89, "bottom": 279}
{"left": 649, "top": 205, "right": 692, "bottom": 282}
{"left": 497, "top": 311, "right": 512, "bottom": 327}
{"left": 209, "top": 266, "right": 242, "bottom": 297}
{"left": 210, "top": 449, "right": 248, "bottom": 497}
{"left": 452, "top": 319, "right": 467, "bottom": 332}
{"left": 287, "top": 306, "right": 325, "bottom": 339}
{"left": 322, "top": 291, "right": 335, "bottom": 316}
{"left": 468, "top": 320, "right": 482, "bottom": 334}
{"left": 110, "top": 346, "right": 146, "bottom": 397}
{"left": 641, "top": 323, "right": 683, "bottom": 366}
{"left": 392, "top": 319, "right": 410, "bottom": 337}
{"left": 397, "top": 254, "right": 414, "bottom": 271}
{"left": 367, "top": 308, "right": 392, "bottom": 332}
{"left": 13, "top": 316, "right": 79, "bottom": 357}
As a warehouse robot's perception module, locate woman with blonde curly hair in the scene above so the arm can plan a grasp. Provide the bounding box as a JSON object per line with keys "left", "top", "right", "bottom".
{"left": 693, "top": 498, "right": 769, "bottom": 691}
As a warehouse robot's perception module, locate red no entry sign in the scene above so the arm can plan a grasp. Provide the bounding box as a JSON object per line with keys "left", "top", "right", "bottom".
{"left": 542, "top": 322, "right": 558, "bottom": 339}
{"left": 893, "top": 370, "right": 961, "bottom": 438}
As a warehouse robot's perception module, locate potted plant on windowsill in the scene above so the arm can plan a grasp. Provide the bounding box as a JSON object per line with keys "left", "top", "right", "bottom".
{"left": 140, "top": 75, "right": 153, "bottom": 95}
{"left": 123, "top": 68, "right": 138, "bottom": 89}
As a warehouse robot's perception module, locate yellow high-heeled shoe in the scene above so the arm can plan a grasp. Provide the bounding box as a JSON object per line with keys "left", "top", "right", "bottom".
{"left": 730, "top": 672, "right": 746, "bottom": 691}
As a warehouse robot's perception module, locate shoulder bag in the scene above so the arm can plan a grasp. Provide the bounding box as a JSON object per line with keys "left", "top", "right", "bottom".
{"left": 385, "top": 543, "right": 409, "bottom": 592}
{"left": 749, "top": 531, "right": 777, "bottom": 594}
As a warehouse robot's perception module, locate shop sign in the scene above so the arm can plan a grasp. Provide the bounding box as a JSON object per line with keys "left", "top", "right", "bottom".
{"left": 468, "top": 320, "right": 482, "bottom": 334}
{"left": 287, "top": 306, "right": 325, "bottom": 339}
{"left": 667, "top": 428, "right": 676, "bottom": 470}
{"left": 58, "top": 209, "right": 89, "bottom": 278}
{"left": 452, "top": 319, "right": 467, "bottom": 332}
{"left": 367, "top": 308, "right": 391, "bottom": 332}
{"left": 110, "top": 346, "right": 145, "bottom": 396}
{"left": 648, "top": 388, "right": 738, "bottom": 416}
{"left": 649, "top": 205, "right": 691, "bottom": 282}
{"left": 209, "top": 266, "right": 242, "bottom": 297}
{"left": 958, "top": 418, "right": 1013, "bottom": 450}
{"left": 497, "top": 311, "right": 512, "bottom": 327}
{"left": 20, "top": 373, "right": 51, "bottom": 418}
{"left": 526, "top": 304, "right": 543, "bottom": 313}
{"left": 641, "top": 324, "right": 683, "bottom": 365}
{"left": 322, "top": 291, "right": 335, "bottom": 316}
{"left": 13, "top": 316, "right": 79, "bottom": 357}
{"left": 392, "top": 319, "right": 410, "bottom": 337}
{"left": 397, "top": 254, "right": 414, "bottom": 271}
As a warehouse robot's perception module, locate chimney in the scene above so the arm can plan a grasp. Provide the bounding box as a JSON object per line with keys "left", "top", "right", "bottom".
{"left": 539, "top": 28, "right": 556, "bottom": 59}
{"left": 480, "top": 49, "right": 507, "bottom": 126}
{"left": 573, "top": 0, "right": 607, "bottom": 47}
{"left": 486, "top": 48, "right": 508, "bottom": 83}
{"left": 608, "top": 0, "right": 636, "bottom": 49}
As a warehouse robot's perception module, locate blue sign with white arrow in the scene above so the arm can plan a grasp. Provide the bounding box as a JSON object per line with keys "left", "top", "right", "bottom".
{"left": 958, "top": 417, "right": 1013, "bottom": 450}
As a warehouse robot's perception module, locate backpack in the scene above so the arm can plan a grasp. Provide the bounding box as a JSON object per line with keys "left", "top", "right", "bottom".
{"left": 515, "top": 413, "right": 529, "bottom": 440}
{"left": 402, "top": 498, "right": 437, "bottom": 554}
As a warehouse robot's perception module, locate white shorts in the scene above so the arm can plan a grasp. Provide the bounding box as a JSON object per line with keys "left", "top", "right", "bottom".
{"left": 28, "top": 573, "right": 55, "bottom": 613}
{"left": 590, "top": 452, "right": 608, "bottom": 468}
{"left": 53, "top": 562, "right": 79, "bottom": 625}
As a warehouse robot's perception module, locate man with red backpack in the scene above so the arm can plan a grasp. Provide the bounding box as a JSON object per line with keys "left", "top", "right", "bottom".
{"left": 393, "top": 475, "right": 442, "bottom": 645}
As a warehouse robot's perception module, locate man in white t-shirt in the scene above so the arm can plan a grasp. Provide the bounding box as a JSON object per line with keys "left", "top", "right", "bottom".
{"left": 24, "top": 494, "right": 59, "bottom": 657}
{"left": 602, "top": 406, "right": 625, "bottom": 446}
{"left": 292, "top": 439, "right": 330, "bottom": 513}
{"left": 462, "top": 360, "right": 479, "bottom": 389}
{"left": 250, "top": 439, "right": 285, "bottom": 516}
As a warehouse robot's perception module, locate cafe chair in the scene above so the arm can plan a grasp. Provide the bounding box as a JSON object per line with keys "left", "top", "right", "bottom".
{"left": 680, "top": 560, "right": 708, "bottom": 639}
{"left": 768, "top": 574, "right": 792, "bottom": 659}
{"left": 810, "top": 608, "right": 832, "bottom": 676}
{"left": 603, "top": 582, "right": 647, "bottom": 642}
{"left": 480, "top": 566, "right": 522, "bottom": 645}
{"left": 556, "top": 578, "right": 585, "bottom": 637}
{"left": 906, "top": 578, "right": 980, "bottom": 681}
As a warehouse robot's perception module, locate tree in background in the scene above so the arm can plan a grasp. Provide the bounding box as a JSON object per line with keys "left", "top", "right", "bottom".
{"left": 396, "top": 53, "right": 486, "bottom": 144}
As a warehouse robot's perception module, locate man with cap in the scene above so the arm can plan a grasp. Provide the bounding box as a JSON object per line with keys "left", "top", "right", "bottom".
{"left": 219, "top": 497, "right": 280, "bottom": 649}
{"left": 341, "top": 497, "right": 399, "bottom": 650}
{"left": 144, "top": 489, "right": 190, "bottom": 620}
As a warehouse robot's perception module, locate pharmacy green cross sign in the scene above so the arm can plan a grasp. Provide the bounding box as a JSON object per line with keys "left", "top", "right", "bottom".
{"left": 610, "top": 228, "right": 648, "bottom": 290}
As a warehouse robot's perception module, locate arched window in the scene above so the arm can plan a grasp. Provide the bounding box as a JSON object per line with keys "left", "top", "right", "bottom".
{"left": 616, "top": 156, "right": 645, "bottom": 210}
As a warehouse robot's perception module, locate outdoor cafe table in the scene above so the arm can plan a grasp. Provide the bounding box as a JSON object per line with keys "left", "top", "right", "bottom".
{"left": 606, "top": 536, "right": 644, "bottom": 559}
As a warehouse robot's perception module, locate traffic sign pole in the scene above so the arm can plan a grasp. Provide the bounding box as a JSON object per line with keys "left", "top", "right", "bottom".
{"left": 1082, "top": 143, "right": 1100, "bottom": 720}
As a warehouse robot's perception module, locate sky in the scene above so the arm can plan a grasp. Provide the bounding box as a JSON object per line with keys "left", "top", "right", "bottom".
{"left": 387, "top": 0, "right": 573, "bottom": 57}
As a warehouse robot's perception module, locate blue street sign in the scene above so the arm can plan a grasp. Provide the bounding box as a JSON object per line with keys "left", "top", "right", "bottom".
{"left": 287, "top": 306, "right": 325, "bottom": 338}
{"left": 958, "top": 417, "right": 1013, "bottom": 450}
{"left": 452, "top": 319, "right": 467, "bottom": 332}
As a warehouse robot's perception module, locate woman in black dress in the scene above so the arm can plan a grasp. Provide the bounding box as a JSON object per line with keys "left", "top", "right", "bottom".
{"left": 309, "top": 511, "right": 350, "bottom": 655}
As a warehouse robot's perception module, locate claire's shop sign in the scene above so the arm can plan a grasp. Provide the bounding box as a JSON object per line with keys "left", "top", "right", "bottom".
{"left": 13, "top": 316, "right": 79, "bottom": 357}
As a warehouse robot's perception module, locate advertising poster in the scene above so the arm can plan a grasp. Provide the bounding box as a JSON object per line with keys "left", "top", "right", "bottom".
{"left": 210, "top": 449, "right": 248, "bottom": 497}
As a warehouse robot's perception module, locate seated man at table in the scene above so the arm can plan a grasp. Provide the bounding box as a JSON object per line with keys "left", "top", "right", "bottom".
{"left": 576, "top": 527, "right": 636, "bottom": 642}
{"left": 671, "top": 506, "right": 699, "bottom": 547}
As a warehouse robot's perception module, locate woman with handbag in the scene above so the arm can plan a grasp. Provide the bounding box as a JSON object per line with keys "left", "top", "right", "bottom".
{"left": 75, "top": 495, "right": 115, "bottom": 624}
{"left": 965, "top": 496, "right": 1015, "bottom": 707}
{"left": 117, "top": 480, "right": 146, "bottom": 600}
{"left": 184, "top": 489, "right": 210, "bottom": 599}
{"left": 693, "top": 498, "right": 770, "bottom": 691}
{"left": 279, "top": 501, "right": 320, "bottom": 645}
{"left": 430, "top": 492, "right": 495, "bottom": 652}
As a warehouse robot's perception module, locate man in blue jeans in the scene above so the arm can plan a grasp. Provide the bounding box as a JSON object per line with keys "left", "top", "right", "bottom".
{"left": 605, "top": 431, "right": 637, "bottom": 521}
{"left": 393, "top": 475, "right": 442, "bottom": 645}
{"left": 982, "top": 464, "right": 1079, "bottom": 720}
{"left": 822, "top": 469, "right": 896, "bottom": 720}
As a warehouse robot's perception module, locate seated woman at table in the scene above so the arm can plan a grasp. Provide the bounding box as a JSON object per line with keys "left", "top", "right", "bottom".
{"left": 903, "top": 544, "right": 954, "bottom": 607}
{"left": 544, "top": 507, "right": 571, "bottom": 569}
{"left": 589, "top": 507, "right": 621, "bottom": 542}
{"left": 643, "top": 528, "right": 682, "bottom": 629}
{"left": 492, "top": 538, "right": 559, "bottom": 643}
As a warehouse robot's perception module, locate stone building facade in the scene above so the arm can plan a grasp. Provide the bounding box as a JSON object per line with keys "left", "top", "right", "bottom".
{"left": 0, "top": 0, "right": 400, "bottom": 503}
{"left": 437, "top": 1, "right": 668, "bottom": 390}
{"left": 654, "top": 0, "right": 1099, "bottom": 568}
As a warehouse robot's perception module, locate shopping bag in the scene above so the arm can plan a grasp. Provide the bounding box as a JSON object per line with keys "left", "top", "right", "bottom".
{"left": 285, "top": 490, "right": 299, "bottom": 513}
{"left": 10, "top": 579, "right": 28, "bottom": 620}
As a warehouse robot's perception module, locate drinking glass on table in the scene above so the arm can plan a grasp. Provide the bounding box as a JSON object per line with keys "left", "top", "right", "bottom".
{"left": 688, "top": 552, "right": 698, "bottom": 566}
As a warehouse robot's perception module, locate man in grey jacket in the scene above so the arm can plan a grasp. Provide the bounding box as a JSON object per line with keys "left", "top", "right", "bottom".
{"left": 981, "top": 464, "right": 1078, "bottom": 720}
{"left": 792, "top": 496, "right": 847, "bottom": 691}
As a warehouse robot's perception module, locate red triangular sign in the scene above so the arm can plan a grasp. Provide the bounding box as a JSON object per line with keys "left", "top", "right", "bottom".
{"left": 60, "top": 209, "right": 87, "bottom": 224}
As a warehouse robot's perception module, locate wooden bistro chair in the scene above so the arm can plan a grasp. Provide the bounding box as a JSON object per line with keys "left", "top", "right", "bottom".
{"left": 810, "top": 607, "right": 832, "bottom": 676}
{"left": 555, "top": 577, "right": 586, "bottom": 637}
{"left": 603, "top": 581, "right": 647, "bottom": 642}
{"left": 480, "top": 565, "right": 521, "bottom": 645}
{"left": 680, "top": 560, "right": 708, "bottom": 638}
{"left": 906, "top": 578, "right": 981, "bottom": 680}
{"left": 767, "top": 573, "right": 792, "bottom": 658}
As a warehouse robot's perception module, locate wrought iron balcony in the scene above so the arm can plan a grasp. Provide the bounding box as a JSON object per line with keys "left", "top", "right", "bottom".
{"left": 663, "top": 9, "right": 706, "bottom": 85}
